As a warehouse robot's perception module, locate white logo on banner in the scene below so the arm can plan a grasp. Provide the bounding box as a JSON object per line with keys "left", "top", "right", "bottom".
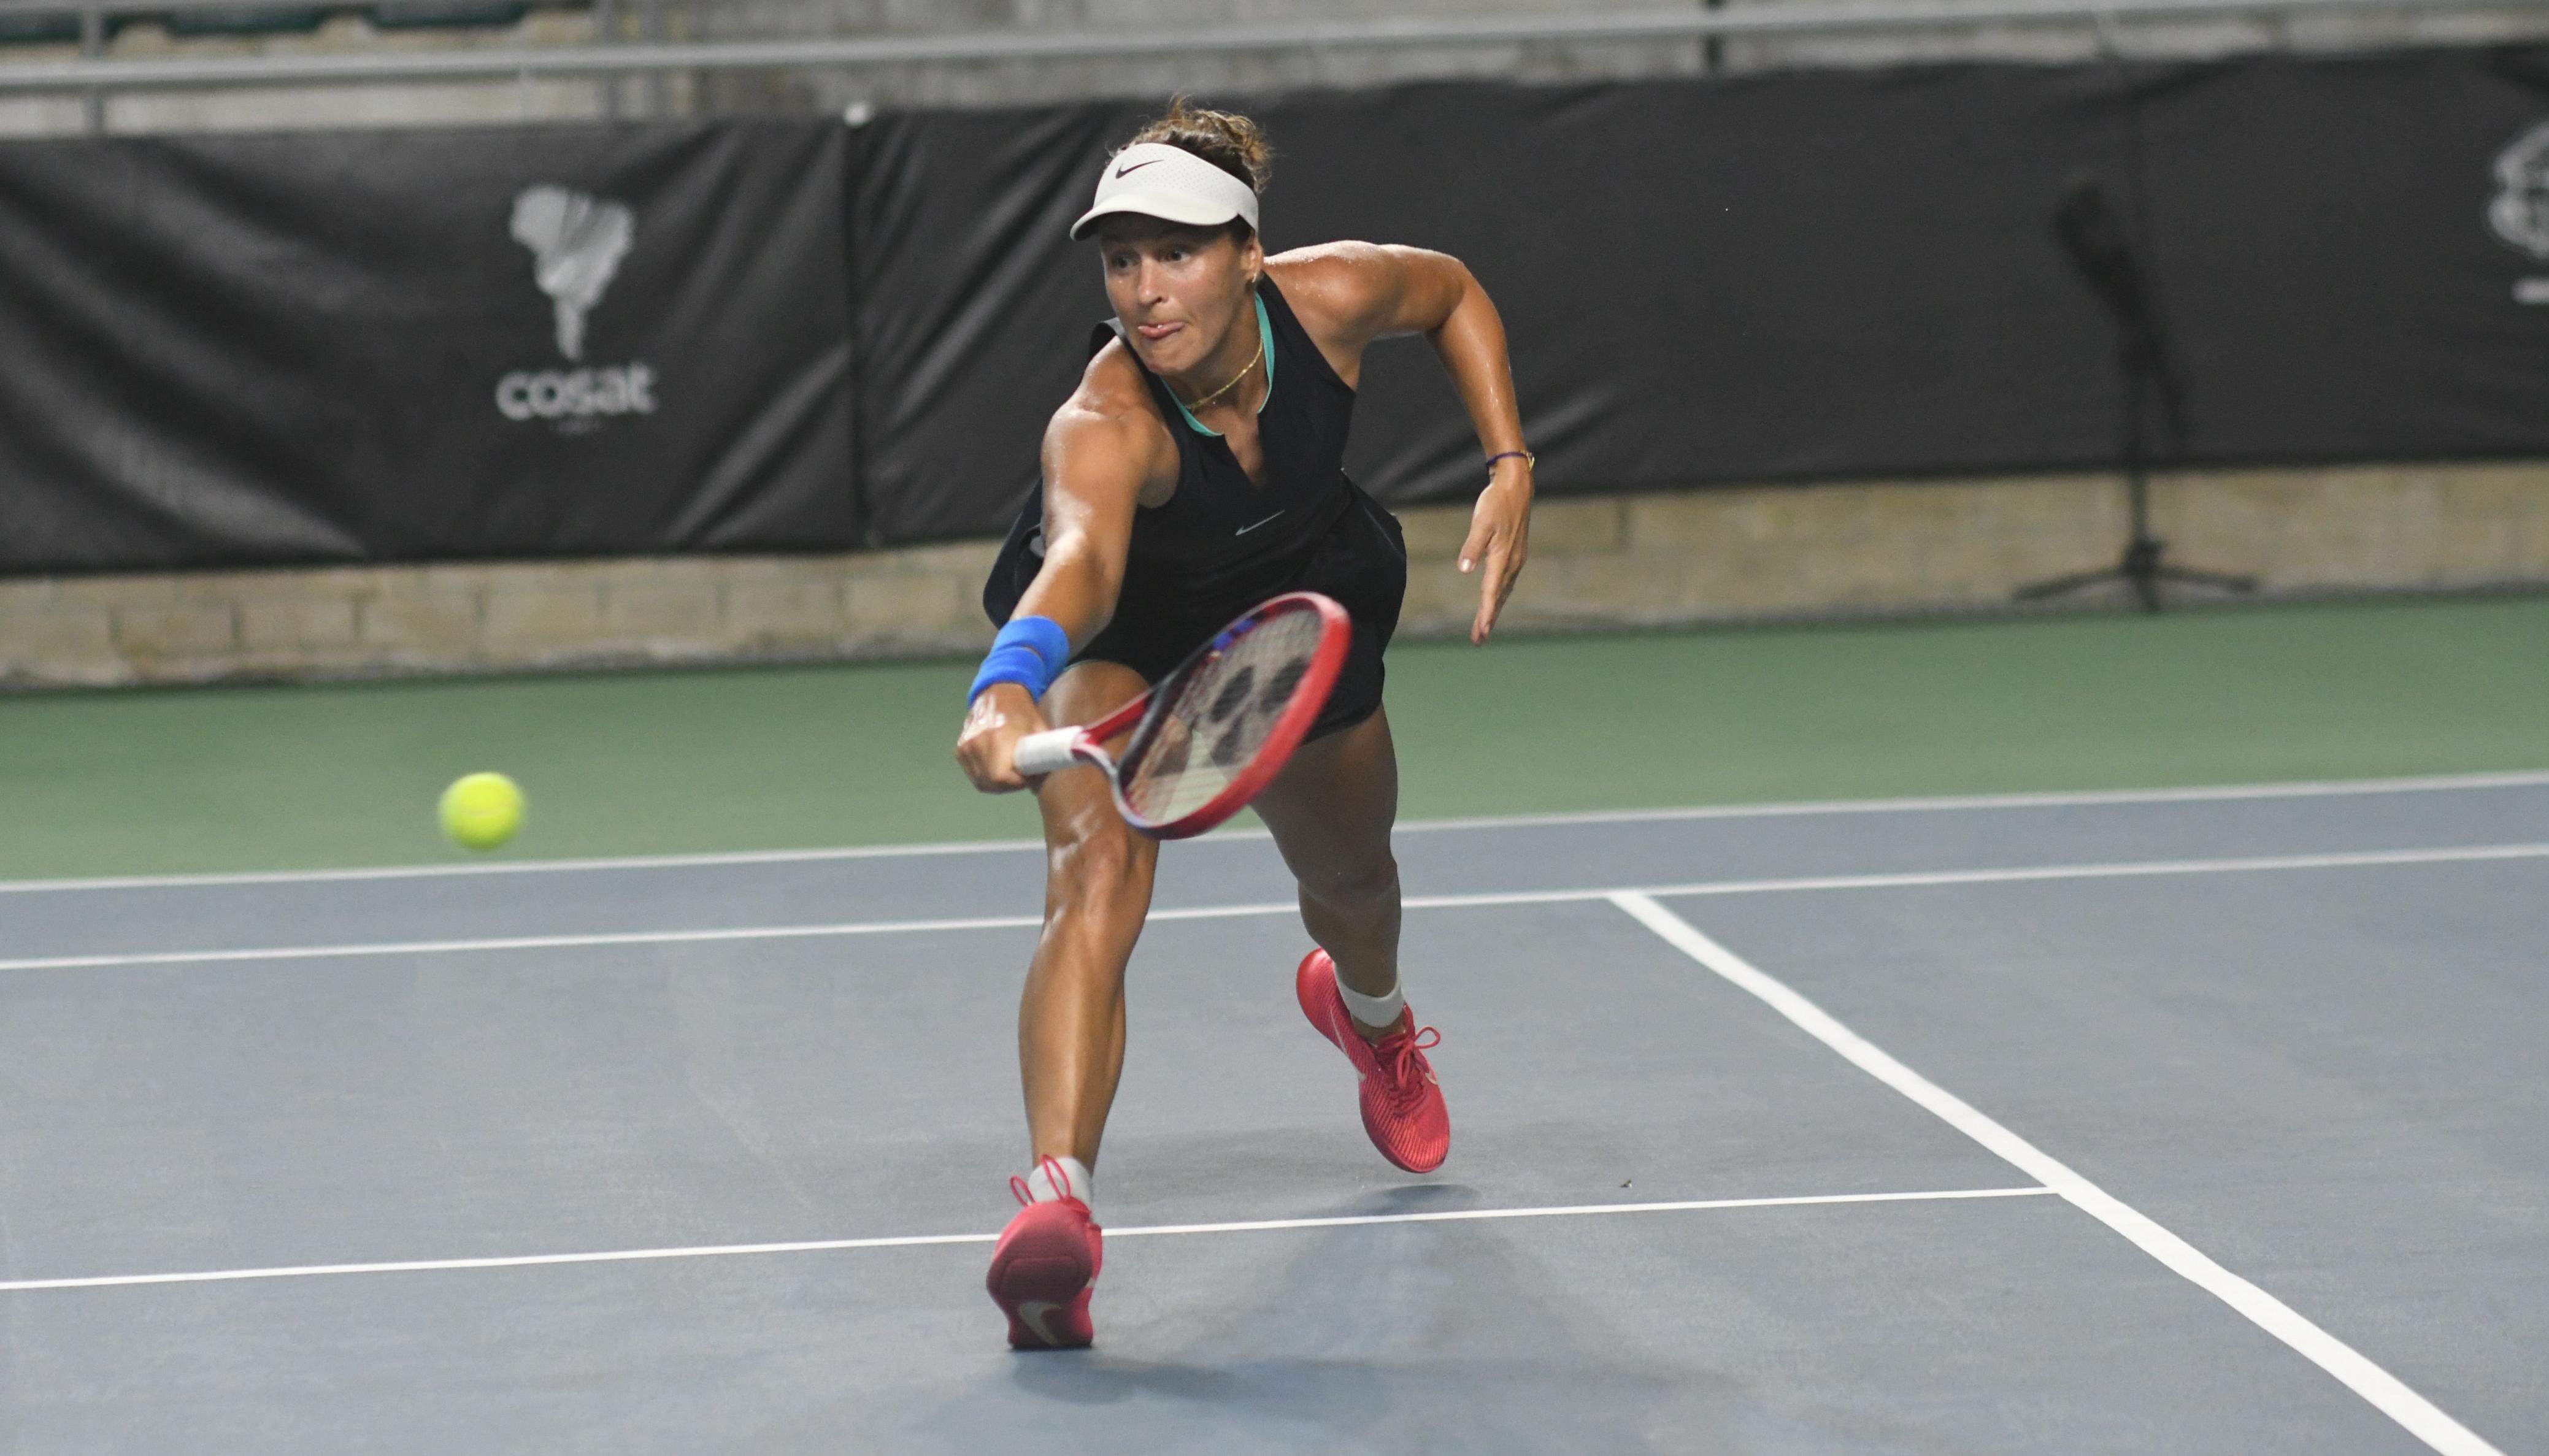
{"left": 512, "top": 183, "right": 631, "bottom": 358}
{"left": 2488, "top": 121, "right": 2549, "bottom": 305}
{"left": 498, "top": 183, "right": 658, "bottom": 426}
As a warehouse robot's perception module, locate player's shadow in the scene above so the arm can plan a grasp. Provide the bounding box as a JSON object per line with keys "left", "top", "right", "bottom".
{"left": 972, "top": 1187, "right": 1774, "bottom": 1452}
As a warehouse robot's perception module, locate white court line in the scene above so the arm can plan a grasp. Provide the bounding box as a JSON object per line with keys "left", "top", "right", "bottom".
{"left": 1608, "top": 892, "right": 2509, "bottom": 1456}
{"left": 6, "top": 841, "right": 2545, "bottom": 974}
{"left": 0, "top": 1186, "right": 2053, "bottom": 1293}
{"left": 6, "top": 767, "right": 2544, "bottom": 895}
{"left": 1393, "top": 767, "right": 2549, "bottom": 835}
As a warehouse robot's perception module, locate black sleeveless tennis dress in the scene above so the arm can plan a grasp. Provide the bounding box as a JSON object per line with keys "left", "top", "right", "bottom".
{"left": 983, "top": 275, "right": 1407, "bottom": 740}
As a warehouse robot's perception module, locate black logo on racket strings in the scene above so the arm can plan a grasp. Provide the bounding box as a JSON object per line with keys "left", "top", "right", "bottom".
{"left": 1201, "top": 644, "right": 1315, "bottom": 769}
{"left": 1207, "top": 665, "right": 1258, "bottom": 767}
{"left": 1261, "top": 659, "right": 1308, "bottom": 710}
{"left": 1209, "top": 667, "right": 1258, "bottom": 724}
{"left": 1127, "top": 622, "right": 1318, "bottom": 808}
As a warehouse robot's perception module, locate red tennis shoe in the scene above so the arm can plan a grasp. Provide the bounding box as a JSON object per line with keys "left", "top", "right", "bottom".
{"left": 985, "top": 1156, "right": 1102, "bottom": 1351}
{"left": 1296, "top": 949, "right": 1450, "bottom": 1174}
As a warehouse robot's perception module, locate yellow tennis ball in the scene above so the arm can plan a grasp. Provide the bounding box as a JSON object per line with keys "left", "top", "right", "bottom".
{"left": 439, "top": 772, "right": 525, "bottom": 851}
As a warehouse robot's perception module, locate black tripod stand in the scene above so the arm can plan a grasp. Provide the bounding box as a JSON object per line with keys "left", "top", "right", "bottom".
{"left": 2017, "top": 176, "right": 2254, "bottom": 610}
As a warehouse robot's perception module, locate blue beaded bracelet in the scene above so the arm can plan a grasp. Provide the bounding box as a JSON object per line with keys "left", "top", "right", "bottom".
{"left": 969, "top": 615, "right": 1071, "bottom": 705}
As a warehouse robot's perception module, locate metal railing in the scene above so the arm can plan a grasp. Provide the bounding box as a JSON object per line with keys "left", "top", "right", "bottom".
{"left": 0, "top": 0, "right": 656, "bottom": 126}
{"left": 4, "top": 0, "right": 2539, "bottom": 123}
{"left": 0, "top": 0, "right": 523, "bottom": 15}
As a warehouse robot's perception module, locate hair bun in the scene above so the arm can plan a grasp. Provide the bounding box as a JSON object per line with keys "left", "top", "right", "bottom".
{"left": 1125, "top": 96, "right": 1272, "bottom": 196}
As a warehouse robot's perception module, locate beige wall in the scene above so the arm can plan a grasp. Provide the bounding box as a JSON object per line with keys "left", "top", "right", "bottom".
{"left": 6, "top": 462, "right": 2543, "bottom": 691}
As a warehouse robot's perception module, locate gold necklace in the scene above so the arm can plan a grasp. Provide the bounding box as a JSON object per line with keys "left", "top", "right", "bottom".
{"left": 1174, "top": 328, "right": 1263, "bottom": 413}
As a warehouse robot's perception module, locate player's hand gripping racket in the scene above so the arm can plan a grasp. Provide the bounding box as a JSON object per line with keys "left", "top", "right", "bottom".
{"left": 1011, "top": 591, "right": 1351, "bottom": 840}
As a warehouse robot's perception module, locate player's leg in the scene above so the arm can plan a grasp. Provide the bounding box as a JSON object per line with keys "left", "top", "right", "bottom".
{"left": 1251, "top": 707, "right": 1402, "bottom": 1033}
{"left": 989, "top": 657, "right": 1152, "bottom": 1351}
{"left": 1255, "top": 705, "right": 1451, "bottom": 1175}
{"left": 1020, "top": 658, "right": 1159, "bottom": 1174}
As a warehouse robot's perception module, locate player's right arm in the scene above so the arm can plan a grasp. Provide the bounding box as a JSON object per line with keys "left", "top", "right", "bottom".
{"left": 955, "top": 347, "right": 1175, "bottom": 794}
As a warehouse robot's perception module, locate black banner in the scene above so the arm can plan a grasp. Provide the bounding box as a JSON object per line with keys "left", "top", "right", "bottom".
{"left": 0, "top": 120, "right": 856, "bottom": 573}
{"left": 853, "top": 71, "right": 2140, "bottom": 543}
{"left": 853, "top": 50, "right": 2549, "bottom": 544}
{"left": 2142, "top": 48, "right": 2549, "bottom": 464}
{"left": 7, "top": 48, "right": 2548, "bottom": 573}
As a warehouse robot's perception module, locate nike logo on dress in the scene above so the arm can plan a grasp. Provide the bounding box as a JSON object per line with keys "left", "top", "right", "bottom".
{"left": 1018, "top": 1300, "right": 1066, "bottom": 1346}
{"left": 1114, "top": 159, "right": 1160, "bottom": 178}
{"left": 1236, "top": 512, "right": 1284, "bottom": 536}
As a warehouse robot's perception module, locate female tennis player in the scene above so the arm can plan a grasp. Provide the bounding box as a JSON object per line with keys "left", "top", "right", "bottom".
{"left": 954, "top": 100, "right": 1533, "bottom": 1350}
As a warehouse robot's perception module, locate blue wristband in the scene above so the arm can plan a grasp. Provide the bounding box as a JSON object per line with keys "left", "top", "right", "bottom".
{"left": 969, "top": 615, "right": 1071, "bottom": 704}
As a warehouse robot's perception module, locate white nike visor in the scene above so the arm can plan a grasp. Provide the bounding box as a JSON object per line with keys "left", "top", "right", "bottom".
{"left": 1069, "top": 142, "right": 1260, "bottom": 242}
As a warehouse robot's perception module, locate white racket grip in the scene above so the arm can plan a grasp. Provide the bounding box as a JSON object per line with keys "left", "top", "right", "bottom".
{"left": 1012, "top": 728, "right": 1083, "bottom": 778}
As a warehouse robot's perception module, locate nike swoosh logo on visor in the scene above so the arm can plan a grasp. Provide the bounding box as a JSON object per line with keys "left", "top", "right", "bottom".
{"left": 1236, "top": 512, "right": 1284, "bottom": 536}
{"left": 1114, "top": 159, "right": 1160, "bottom": 178}
{"left": 1018, "top": 1300, "right": 1066, "bottom": 1346}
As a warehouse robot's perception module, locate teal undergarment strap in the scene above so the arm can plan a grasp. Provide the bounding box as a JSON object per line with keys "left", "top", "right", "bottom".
{"left": 1173, "top": 293, "right": 1275, "bottom": 438}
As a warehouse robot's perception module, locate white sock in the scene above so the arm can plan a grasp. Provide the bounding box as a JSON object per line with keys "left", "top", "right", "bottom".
{"left": 1020, "top": 1155, "right": 1094, "bottom": 1207}
{"left": 1332, "top": 960, "right": 1406, "bottom": 1030}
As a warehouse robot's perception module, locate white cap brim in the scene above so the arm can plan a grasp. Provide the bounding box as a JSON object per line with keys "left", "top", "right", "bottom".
{"left": 1069, "top": 142, "right": 1261, "bottom": 241}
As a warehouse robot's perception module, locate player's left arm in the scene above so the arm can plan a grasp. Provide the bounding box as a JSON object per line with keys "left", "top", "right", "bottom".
{"left": 1275, "top": 242, "right": 1532, "bottom": 644}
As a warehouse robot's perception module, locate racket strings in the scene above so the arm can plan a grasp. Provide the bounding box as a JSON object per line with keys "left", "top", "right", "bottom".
{"left": 1120, "top": 606, "right": 1329, "bottom": 823}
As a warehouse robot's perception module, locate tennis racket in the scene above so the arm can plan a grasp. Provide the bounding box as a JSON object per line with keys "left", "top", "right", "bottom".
{"left": 1010, "top": 591, "right": 1352, "bottom": 840}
